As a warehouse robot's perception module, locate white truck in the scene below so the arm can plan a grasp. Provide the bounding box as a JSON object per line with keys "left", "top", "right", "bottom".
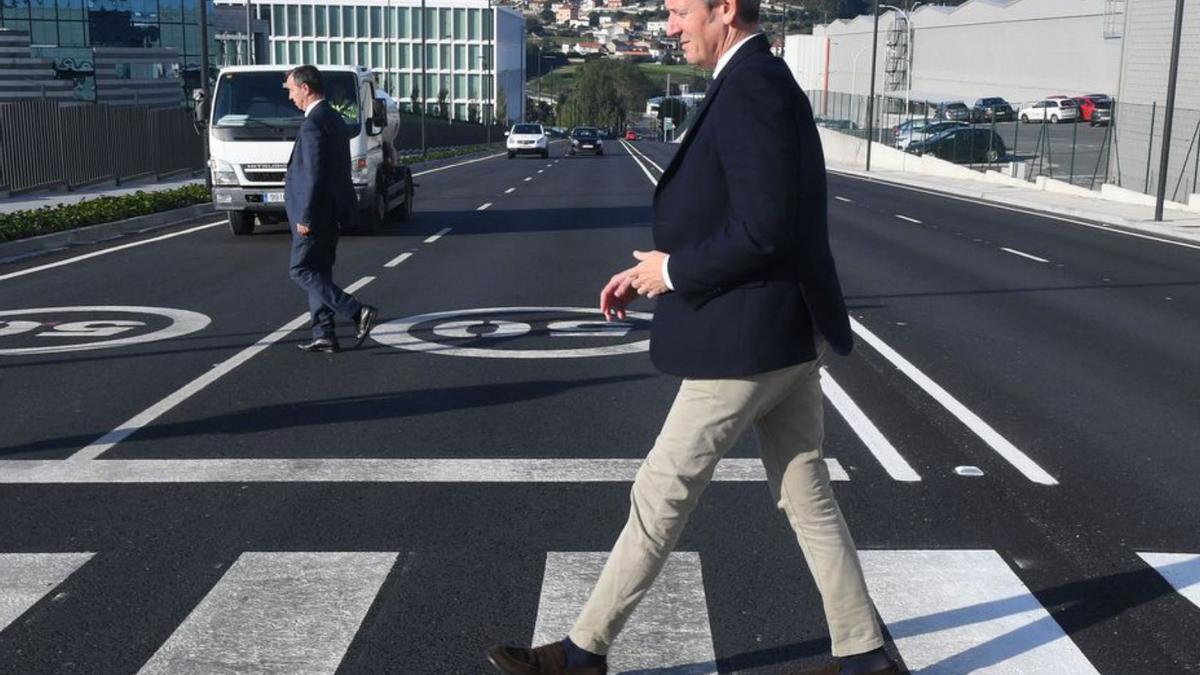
{"left": 199, "top": 65, "right": 413, "bottom": 236}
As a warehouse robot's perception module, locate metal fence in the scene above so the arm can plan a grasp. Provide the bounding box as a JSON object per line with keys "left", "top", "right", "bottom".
{"left": 392, "top": 113, "right": 507, "bottom": 154}
{"left": 0, "top": 100, "right": 204, "bottom": 196}
{"left": 808, "top": 90, "right": 1200, "bottom": 202}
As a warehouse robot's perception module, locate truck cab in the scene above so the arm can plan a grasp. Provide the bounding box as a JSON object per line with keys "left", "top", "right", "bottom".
{"left": 204, "top": 65, "right": 412, "bottom": 235}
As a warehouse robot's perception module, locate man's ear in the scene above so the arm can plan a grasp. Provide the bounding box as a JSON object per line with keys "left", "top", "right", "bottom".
{"left": 721, "top": 0, "right": 739, "bottom": 26}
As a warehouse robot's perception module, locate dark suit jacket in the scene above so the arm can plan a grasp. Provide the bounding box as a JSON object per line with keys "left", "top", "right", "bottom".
{"left": 650, "top": 34, "right": 853, "bottom": 378}
{"left": 285, "top": 99, "right": 357, "bottom": 234}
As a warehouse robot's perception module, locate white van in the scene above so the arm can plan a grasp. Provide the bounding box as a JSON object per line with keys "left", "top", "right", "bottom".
{"left": 202, "top": 65, "right": 413, "bottom": 235}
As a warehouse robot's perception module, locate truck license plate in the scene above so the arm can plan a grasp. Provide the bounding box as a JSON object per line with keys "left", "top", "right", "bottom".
{"left": 264, "top": 192, "right": 285, "bottom": 203}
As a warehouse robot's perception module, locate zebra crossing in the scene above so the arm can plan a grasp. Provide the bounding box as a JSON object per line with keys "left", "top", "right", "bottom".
{"left": 2, "top": 548, "right": 1197, "bottom": 673}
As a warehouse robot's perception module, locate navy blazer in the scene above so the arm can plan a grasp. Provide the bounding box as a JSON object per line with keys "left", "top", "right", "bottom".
{"left": 650, "top": 34, "right": 853, "bottom": 378}
{"left": 285, "top": 99, "right": 357, "bottom": 232}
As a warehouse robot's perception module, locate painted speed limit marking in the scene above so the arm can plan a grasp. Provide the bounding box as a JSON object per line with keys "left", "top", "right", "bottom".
{"left": 0, "top": 306, "right": 211, "bottom": 355}
{"left": 371, "top": 306, "right": 652, "bottom": 359}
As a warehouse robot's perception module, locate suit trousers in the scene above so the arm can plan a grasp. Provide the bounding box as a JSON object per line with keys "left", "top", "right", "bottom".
{"left": 289, "top": 231, "right": 362, "bottom": 339}
{"left": 569, "top": 343, "right": 884, "bottom": 658}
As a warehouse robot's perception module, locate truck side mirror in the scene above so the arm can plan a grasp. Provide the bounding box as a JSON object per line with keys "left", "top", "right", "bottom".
{"left": 371, "top": 99, "right": 387, "bottom": 131}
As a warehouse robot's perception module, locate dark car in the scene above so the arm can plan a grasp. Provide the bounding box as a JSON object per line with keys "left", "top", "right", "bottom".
{"left": 1090, "top": 103, "right": 1112, "bottom": 127}
{"left": 568, "top": 127, "right": 604, "bottom": 156}
{"left": 971, "top": 97, "right": 1015, "bottom": 123}
{"left": 936, "top": 101, "right": 972, "bottom": 122}
{"left": 908, "top": 127, "right": 1007, "bottom": 163}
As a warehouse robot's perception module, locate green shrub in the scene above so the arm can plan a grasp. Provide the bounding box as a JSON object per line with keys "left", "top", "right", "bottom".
{"left": 398, "top": 143, "right": 504, "bottom": 165}
{"left": 0, "top": 183, "right": 211, "bottom": 243}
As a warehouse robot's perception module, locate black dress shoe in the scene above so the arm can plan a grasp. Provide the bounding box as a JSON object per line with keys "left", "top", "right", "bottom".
{"left": 298, "top": 337, "right": 339, "bottom": 353}
{"left": 354, "top": 305, "right": 378, "bottom": 348}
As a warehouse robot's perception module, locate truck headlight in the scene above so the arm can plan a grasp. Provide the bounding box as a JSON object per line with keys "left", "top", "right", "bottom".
{"left": 351, "top": 156, "right": 370, "bottom": 185}
{"left": 209, "top": 158, "right": 238, "bottom": 186}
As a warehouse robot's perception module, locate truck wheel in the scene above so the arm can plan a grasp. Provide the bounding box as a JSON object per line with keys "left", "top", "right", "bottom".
{"left": 228, "top": 211, "right": 254, "bottom": 236}
{"left": 397, "top": 178, "right": 414, "bottom": 222}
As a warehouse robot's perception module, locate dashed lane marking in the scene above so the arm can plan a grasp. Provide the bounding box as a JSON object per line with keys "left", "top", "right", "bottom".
{"left": 423, "top": 227, "right": 452, "bottom": 243}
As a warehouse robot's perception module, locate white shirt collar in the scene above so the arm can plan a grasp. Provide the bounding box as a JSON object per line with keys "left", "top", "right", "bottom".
{"left": 713, "top": 32, "right": 762, "bottom": 79}
{"left": 304, "top": 98, "right": 324, "bottom": 117}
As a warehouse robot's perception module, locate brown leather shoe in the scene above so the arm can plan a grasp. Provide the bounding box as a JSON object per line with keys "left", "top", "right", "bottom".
{"left": 788, "top": 662, "right": 899, "bottom": 675}
{"left": 487, "top": 641, "right": 607, "bottom": 674}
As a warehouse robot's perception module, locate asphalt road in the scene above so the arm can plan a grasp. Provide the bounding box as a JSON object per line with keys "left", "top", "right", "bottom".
{"left": 1, "top": 137, "right": 1198, "bottom": 674}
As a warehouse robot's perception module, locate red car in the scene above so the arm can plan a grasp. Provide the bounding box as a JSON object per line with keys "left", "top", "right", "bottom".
{"left": 624, "top": 129, "right": 637, "bottom": 141}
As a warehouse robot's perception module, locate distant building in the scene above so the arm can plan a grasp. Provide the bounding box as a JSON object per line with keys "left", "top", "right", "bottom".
{"left": 555, "top": 4, "right": 580, "bottom": 23}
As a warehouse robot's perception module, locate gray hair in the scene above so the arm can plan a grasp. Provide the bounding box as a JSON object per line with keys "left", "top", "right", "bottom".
{"left": 705, "top": 0, "right": 759, "bottom": 24}
{"left": 287, "top": 65, "right": 324, "bottom": 95}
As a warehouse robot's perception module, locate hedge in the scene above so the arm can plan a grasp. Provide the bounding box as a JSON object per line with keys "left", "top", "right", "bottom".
{"left": 398, "top": 143, "right": 504, "bottom": 165}
{"left": 0, "top": 183, "right": 211, "bottom": 244}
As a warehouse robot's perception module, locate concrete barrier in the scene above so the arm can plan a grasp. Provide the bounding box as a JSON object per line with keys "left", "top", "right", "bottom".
{"left": 0, "top": 202, "right": 216, "bottom": 263}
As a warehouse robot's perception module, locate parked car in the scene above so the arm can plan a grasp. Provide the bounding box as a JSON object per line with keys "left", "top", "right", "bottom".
{"left": 896, "top": 120, "right": 968, "bottom": 150}
{"left": 907, "top": 127, "right": 1007, "bottom": 163}
{"left": 971, "top": 97, "right": 1015, "bottom": 123}
{"left": 506, "top": 123, "right": 549, "bottom": 159}
{"left": 1090, "top": 105, "right": 1112, "bottom": 127}
{"left": 1074, "top": 94, "right": 1112, "bottom": 123}
{"left": 625, "top": 129, "right": 638, "bottom": 141}
{"left": 568, "top": 127, "right": 604, "bottom": 156}
{"left": 1017, "top": 98, "right": 1078, "bottom": 124}
{"left": 936, "top": 101, "right": 972, "bottom": 121}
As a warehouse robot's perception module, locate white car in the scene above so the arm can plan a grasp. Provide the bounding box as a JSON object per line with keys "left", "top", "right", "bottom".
{"left": 506, "top": 123, "right": 549, "bottom": 159}
{"left": 1017, "top": 98, "right": 1079, "bottom": 124}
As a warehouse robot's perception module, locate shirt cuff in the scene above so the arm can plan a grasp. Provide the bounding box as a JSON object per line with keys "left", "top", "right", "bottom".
{"left": 662, "top": 255, "right": 674, "bottom": 292}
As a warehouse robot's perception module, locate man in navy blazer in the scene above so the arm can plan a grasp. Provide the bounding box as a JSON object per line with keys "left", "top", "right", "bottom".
{"left": 488, "top": 0, "right": 895, "bottom": 673}
{"left": 284, "top": 65, "right": 377, "bottom": 353}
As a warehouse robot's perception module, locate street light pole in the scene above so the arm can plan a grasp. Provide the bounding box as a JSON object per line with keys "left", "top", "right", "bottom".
{"left": 1155, "top": 0, "right": 1186, "bottom": 222}
{"left": 200, "top": 0, "right": 212, "bottom": 190}
{"left": 865, "top": 0, "right": 880, "bottom": 171}
{"left": 420, "top": 0, "right": 427, "bottom": 156}
{"left": 245, "top": 0, "right": 253, "bottom": 64}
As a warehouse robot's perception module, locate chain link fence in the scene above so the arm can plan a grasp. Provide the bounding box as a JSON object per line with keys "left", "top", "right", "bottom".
{"left": 809, "top": 90, "right": 1200, "bottom": 203}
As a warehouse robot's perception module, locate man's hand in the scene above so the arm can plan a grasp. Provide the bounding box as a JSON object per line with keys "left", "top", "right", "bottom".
{"left": 629, "top": 250, "right": 669, "bottom": 298}
{"left": 599, "top": 267, "right": 638, "bottom": 321}
{"left": 295, "top": 223, "right": 311, "bottom": 237}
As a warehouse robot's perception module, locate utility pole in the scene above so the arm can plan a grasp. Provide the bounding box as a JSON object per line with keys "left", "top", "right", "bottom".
{"left": 245, "top": 0, "right": 253, "bottom": 64}
{"left": 1155, "top": 0, "right": 1186, "bottom": 222}
{"left": 420, "top": 0, "right": 427, "bottom": 156}
{"left": 200, "top": 0, "right": 212, "bottom": 190}
{"left": 865, "top": 0, "right": 880, "bottom": 171}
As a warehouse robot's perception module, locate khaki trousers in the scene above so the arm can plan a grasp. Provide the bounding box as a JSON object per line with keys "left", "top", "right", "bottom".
{"left": 569, "top": 347, "right": 884, "bottom": 658}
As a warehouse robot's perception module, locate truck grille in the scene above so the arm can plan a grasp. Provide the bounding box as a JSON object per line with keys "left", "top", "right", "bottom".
{"left": 242, "top": 165, "right": 287, "bottom": 184}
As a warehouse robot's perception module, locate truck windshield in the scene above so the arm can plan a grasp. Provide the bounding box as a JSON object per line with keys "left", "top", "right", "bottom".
{"left": 212, "top": 71, "right": 360, "bottom": 131}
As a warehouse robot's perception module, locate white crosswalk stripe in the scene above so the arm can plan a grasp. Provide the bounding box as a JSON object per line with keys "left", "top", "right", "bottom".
{"left": 0, "top": 552, "right": 93, "bottom": 632}
{"left": 137, "top": 552, "right": 396, "bottom": 675}
{"left": 533, "top": 552, "right": 717, "bottom": 674}
{"left": 859, "top": 549, "right": 1099, "bottom": 674}
{"left": 1138, "top": 552, "right": 1200, "bottom": 610}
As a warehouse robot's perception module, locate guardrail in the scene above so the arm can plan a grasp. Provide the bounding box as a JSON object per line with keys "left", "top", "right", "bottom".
{"left": 0, "top": 100, "right": 204, "bottom": 196}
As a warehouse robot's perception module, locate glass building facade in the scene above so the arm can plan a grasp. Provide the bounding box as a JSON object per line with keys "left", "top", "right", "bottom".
{"left": 0, "top": 0, "right": 221, "bottom": 102}
{"left": 245, "top": 1, "right": 514, "bottom": 123}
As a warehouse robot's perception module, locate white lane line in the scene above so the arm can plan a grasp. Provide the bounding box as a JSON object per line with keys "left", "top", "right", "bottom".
{"left": 384, "top": 252, "right": 413, "bottom": 268}
{"left": 68, "top": 276, "right": 376, "bottom": 461}
{"left": 860, "top": 550, "right": 1098, "bottom": 674}
{"left": 0, "top": 219, "right": 225, "bottom": 282}
{"left": 1000, "top": 247, "right": 1050, "bottom": 263}
{"left": 477, "top": 202, "right": 492, "bottom": 210}
{"left": 423, "top": 227, "right": 452, "bottom": 243}
{"left": 524, "top": 176, "right": 533, "bottom": 182}
{"left": 0, "top": 553, "right": 94, "bottom": 632}
{"left": 850, "top": 317, "right": 1058, "bottom": 485}
{"left": 504, "top": 187, "right": 516, "bottom": 194}
{"left": 545, "top": 163, "right": 553, "bottom": 168}
{"left": 834, "top": 196, "right": 853, "bottom": 203}
{"left": 1138, "top": 552, "right": 1200, "bottom": 610}
{"left": 535, "top": 552, "right": 716, "bottom": 673}
{"left": 412, "top": 151, "right": 506, "bottom": 176}
{"left": 623, "top": 140, "right": 665, "bottom": 173}
{"left": 537, "top": 169, "right": 544, "bottom": 174}
{"left": 896, "top": 214, "right": 923, "bottom": 224}
{"left": 832, "top": 170, "right": 1200, "bottom": 253}
{"left": 621, "top": 140, "right": 659, "bottom": 187}
{"left": 0, "top": 457, "right": 850, "bottom": 483}
{"left": 821, "top": 371, "right": 921, "bottom": 482}
{"left": 138, "top": 552, "right": 396, "bottom": 675}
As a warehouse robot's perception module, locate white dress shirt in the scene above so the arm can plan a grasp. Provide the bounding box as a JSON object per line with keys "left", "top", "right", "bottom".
{"left": 304, "top": 98, "right": 324, "bottom": 117}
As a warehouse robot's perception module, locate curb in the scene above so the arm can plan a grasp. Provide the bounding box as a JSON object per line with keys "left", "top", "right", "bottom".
{"left": 827, "top": 167, "right": 1200, "bottom": 249}
{"left": 0, "top": 202, "right": 217, "bottom": 263}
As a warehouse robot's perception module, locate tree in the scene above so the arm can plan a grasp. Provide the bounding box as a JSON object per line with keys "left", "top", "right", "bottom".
{"left": 496, "top": 86, "right": 509, "bottom": 126}
{"left": 556, "top": 58, "right": 654, "bottom": 131}
{"left": 437, "top": 88, "right": 450, "bottom": 119}
{"left": 409, "top": 85, "right": 421, "bottom": 114}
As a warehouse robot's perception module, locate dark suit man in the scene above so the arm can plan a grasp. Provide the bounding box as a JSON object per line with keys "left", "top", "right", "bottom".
{"left": 284, "top": 65, "right": 377, "bottom": 353}
{"left": 487, "top": 0, "right": 896, "bottom": 673}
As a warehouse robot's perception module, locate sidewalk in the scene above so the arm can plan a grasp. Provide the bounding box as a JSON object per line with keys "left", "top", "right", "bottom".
{"left": 827, "top": 161, "right": 1200, "bottom": 247}
{"left": 0, "top": 175, "right": 203, "bottom": 216}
